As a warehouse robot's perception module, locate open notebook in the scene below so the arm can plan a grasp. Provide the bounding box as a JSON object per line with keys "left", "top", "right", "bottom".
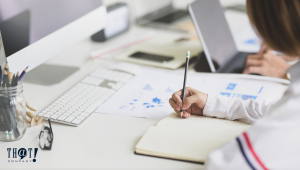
{"left": 135, "top": 113, "right": 250, "bottom": 163}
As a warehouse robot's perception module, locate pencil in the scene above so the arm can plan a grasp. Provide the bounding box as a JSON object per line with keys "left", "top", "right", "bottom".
{"left": 3, "top": 70, "right": 8, "bottom": 87}
{"left": 3, "top": 72, "right": 20, "bottom": 138}
{"left": 11, "top": 74, "right": 16, "bottom": 87}
{"left": 8, "top": 72, "right": 13, "bottom": 86}
{"left": 180, "top": 51, "right": 190, "bottom": 118}
{"left": 14, "top": 72, "right": 19, "bottom": 86}
{"left": 19, "top": 66, "right": 28, "bottom": 81}
{"left": 0, "top": 66, "right": 2, "bottom": 86}
{"left": 4, "top": 63, "right": 9, "bottom": 72}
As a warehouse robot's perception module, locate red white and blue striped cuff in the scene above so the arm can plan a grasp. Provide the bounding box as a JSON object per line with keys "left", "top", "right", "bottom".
{"left": 236, "top": 132, "right": 268, "bottom": 170}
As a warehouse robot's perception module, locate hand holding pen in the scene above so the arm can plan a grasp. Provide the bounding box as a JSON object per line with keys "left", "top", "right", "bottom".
{"left": 168, "top": 51, "right": 208, "bottom": 118}
{"left": 169, "top": 87, "right": 208, "bottom": 118}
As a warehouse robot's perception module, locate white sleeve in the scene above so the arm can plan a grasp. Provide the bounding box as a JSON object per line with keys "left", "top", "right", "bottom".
{"left": 204, "top": 113, "right": 300, "bottom": 170}
{"left": 203, "top": 94, "right": 276, "bottom": 124}
{"left": 204, "top": 139, "right": 252, "bottom": 170}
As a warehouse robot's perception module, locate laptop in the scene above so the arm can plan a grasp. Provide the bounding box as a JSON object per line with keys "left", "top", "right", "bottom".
{"left": 189, "top": 0, "right": 251, "bottom": 73}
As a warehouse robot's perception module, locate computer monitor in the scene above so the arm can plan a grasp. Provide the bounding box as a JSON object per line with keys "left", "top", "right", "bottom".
{"left": 0, "top": 0, "right": 106, "bottom": 73}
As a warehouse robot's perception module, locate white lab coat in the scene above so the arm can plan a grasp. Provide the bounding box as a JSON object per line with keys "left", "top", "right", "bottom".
{"left": 203, "top": 61, "right": 300, "bottom": 169}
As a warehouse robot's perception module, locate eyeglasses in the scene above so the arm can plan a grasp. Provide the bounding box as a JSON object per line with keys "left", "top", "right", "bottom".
{"left": 39, "top": 119, "right": 53, "bottom": 150}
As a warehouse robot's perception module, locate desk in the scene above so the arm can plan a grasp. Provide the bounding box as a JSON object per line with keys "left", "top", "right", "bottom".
{"left": 0, "top": 7, "right": 251, "bottom": 169}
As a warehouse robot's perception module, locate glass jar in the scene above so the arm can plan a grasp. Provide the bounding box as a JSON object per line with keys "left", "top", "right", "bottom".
{"left": 0, "top": 83, "right": 26, "bottom": 141}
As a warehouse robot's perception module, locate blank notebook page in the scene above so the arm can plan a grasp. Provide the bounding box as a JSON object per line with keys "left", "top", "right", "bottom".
{"left": 136, "top": 113, "right": 250, "bottom": 162}
{"left": 156, "top": 113, "right": 250, "bottom": 139}
{"left": 136, "top": 126, "right": 230, "bottom": 162}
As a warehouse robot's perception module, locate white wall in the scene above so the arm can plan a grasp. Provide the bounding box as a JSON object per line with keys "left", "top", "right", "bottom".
{"left": 102, "top": 0, "right": 246, "bottom": 23}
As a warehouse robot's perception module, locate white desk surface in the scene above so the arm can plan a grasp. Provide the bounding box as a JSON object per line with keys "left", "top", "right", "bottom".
{"left": 0, "top": 10, "right": 250, "bottom": 170}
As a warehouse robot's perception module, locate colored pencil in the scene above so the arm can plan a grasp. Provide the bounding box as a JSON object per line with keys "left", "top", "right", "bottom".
{"left": 19, "top": 66, "right": 28, "bottom": 81}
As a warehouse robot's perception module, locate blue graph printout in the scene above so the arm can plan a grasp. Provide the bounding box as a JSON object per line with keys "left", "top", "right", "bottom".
{"left": 220, "top": 83, "right": 263, "bottom": 100}
{"left": 96, "top": 67, "right": 285, "bottom": 119}
{"left": 118, "top": 84, "right": 176, "bottom": 112}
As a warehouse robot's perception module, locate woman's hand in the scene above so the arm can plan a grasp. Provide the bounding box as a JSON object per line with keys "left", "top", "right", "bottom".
{"left": 243, "top": 50, "right": 291, "bottom": 79}
{"left": 169, "top": 87, "right": 208, "bottom": 118}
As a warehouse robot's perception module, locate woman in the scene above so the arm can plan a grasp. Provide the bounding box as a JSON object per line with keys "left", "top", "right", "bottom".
{"left": 169, "top": 0, "right": 300, "bottom": 169}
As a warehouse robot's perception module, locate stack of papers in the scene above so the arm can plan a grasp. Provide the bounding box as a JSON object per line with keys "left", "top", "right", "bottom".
{"left": 95, "top": 68, "right": 287, "bottom": 119}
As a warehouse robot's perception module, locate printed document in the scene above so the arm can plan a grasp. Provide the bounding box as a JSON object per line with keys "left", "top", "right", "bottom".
{"left": 95, "top": 68, "right": 287, "bottom": 119}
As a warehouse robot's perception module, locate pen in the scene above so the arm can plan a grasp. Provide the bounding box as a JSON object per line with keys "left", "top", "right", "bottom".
{"left": 19, "top": 66, "right": 28, "bottom": 81}
{"left": 180, "top": 51, "right": 190, "bottom": 118}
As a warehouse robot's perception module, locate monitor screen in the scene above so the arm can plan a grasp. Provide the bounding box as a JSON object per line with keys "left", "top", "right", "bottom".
{"left": 0, "top": 0, "right": 102, "bottom": 57}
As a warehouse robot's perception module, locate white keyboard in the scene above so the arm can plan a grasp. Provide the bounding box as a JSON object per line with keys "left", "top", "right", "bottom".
{"left": 37, "top": 68, "right": 134, "bottom": 126}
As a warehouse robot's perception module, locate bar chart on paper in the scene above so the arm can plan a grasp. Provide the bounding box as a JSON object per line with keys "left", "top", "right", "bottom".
{"left": 219, "top": 83, "right": 263, "bottom": 100}
{"left": 96, "top": 69, "right": 186, "bottom": 119}
{"left": 97, "top": 83, "right": 180, "bottom": 119}
{"left": 117, "top": 84, "right": 177, "bottom": 118}
{"left": 200, "top": 78, "right": 286, "bottom": 103}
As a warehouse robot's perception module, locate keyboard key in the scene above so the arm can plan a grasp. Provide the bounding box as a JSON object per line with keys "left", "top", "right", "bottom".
{"left": 76, "top": 100, "right": 85, "bottom": 104}
{"left": 47, "top": 111, "right": 54, "bottom": 115}
{"left": 62, "top": 113, "right": 71, "bottom": 116}
{"left": 64, "top": 116, "right": 75, "bottom": 123}
{"left": 50, "top": 109, "right": 58, "bottom": 112}
{"left": 50, "top": 104, "right": 56, "bottom": 107}
{"left": 84, "top": 98, "right": 105, "bottom": 113}
{"left": 57, "top": 115, "right": 67, "bottom": 121}
{"left": 68, "top": 101, "right": 76, "bottom": 105}
{"left": 77, "top": 108, "right": 85, "bottom": 112}
{"left": 71, "top": 106, "right": 80, "bottom": 109}
{"left": 65, "top": 103, "right": 74, "bottom": 107}
{"left": 62, "top": 106, "right": 71, "bottom": 110}
{"left": 59, "top": 102, "right": 66, "bottom": 105}
{"left": 71, "top": 112, "right": 80, "bottom": 116}
{"left": 54, "top": 100, "right": 61, "bottom": 104}
{"left": 59, "top": 109, "right": 67, "bottom": 113}
{"left": 79, "top": 106, "right": 88, "bottom": 109}
{"left": 76, "top": 116, "right": 85, "bottom": 120}
{"left": 50, "top": 114, "right": 60, "bottom": 119}
{"left": 80, "top": 112, "right": 90, "bottom": 117}
{"left": 42, "top": 110, "right": 48, "bottom": 113}
{"left": 84, "top": 101, "right": 93, "bottom": 105}
{"left": 38, "top": 112, "right": 44, "bottom": 117}
{"left": 87, "top": 99, "right": 96, "bottom": 103}
{"left": 43, "top": 114, "right": 51, "bottom": 118}
{"left": 55, "top": 103, "right": 64, "bottom": 108}
{"left": 71, "top": 119, "right": 82, "bottom": 125}
{"left": 56, "top": 111, "right": 64, "bottom": 115}
{"left": 73, "top": 111, "right": 82, "bottom": 114}
{"left": 65, "top": 110, "right": 74, "bottom": 114}
{"left": 82, "top": 104, "right": 90, "bottom": 107}
{"left": 68, "top": 108, "right": 77, "bottom": 111}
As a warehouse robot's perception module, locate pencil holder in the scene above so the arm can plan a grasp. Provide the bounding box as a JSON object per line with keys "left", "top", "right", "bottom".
{"left": 0, "top": 83, "right": 26, "bottom": 141}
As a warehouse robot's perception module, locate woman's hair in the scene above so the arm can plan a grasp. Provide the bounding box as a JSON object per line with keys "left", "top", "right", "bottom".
{"left": 247, "top": 0, "right": 300, "bottom": 56}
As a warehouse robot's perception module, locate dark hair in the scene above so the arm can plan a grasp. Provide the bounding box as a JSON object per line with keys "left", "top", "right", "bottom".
{"left": 247, "top": 0, "right": 300, "bottom": 56}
